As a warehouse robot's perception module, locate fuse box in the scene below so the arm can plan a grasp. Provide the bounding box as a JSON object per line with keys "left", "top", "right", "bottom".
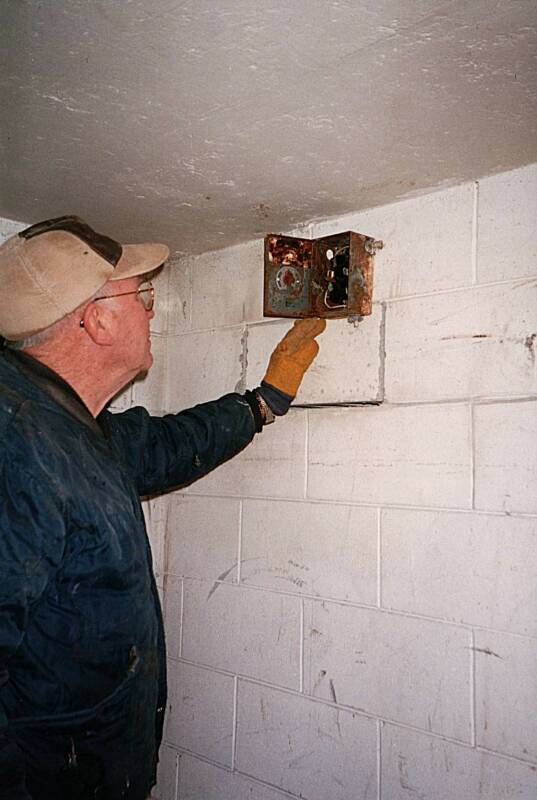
{"left": 264, "top": 231, "right": 382, "bottom": 320}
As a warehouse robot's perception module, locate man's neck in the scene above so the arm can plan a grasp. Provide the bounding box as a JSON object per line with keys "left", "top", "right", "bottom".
{"left": 23, "top": 346, "right": 131, "bottom": 417}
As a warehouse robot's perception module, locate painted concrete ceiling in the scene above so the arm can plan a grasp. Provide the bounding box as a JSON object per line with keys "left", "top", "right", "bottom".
{"left": 2, "top": 1, "right": 536, "bottom": 256}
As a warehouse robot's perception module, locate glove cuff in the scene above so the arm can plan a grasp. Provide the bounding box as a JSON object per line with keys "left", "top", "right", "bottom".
{"left": 258, "top": 381, "right": 294, "bottom": 416}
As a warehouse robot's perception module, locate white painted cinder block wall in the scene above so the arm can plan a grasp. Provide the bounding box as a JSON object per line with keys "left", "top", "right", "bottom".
{"left": 1, "top": 164, "right": 536, "bottom": 799}
{"left": 148, "top": 163, "right": 537, "bottom": 800}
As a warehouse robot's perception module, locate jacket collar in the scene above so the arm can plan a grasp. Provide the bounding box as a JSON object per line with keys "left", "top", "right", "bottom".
{"left": 1, "top": 347, "right": 105, "bottom": 436}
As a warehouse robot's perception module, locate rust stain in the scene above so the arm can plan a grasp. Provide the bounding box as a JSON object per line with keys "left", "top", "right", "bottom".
{"left": 266, "top": 235, "right": 312, "bottom": 268}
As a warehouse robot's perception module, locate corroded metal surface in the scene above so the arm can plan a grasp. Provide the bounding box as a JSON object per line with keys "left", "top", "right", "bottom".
{"left": 264, "top": 231, "right": 379, "bottom": 319}
{"left": 264, "top": 235, "right": 313, "bottom": 317}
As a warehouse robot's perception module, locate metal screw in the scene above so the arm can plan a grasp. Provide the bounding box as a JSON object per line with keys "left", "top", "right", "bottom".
{"left": 364, "top": 239, "right": 384, "bottom": 255}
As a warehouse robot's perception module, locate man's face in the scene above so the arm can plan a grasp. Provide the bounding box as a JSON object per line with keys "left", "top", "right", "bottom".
{"left": 105, "top": 275, "right": 155, "bottom": 378}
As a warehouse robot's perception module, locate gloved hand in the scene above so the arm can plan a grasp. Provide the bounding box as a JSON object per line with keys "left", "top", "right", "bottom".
{"left": 262, "top": 317, "right": 326, "bottom": 399}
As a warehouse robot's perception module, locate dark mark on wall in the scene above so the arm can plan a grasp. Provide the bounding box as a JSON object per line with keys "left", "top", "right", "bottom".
{"left": 252, "top": 564, "right": 308, "bottom": 589}
{"left": 440, "top": 334, "right": 490, "bottom": 341}
{"left": 288, "top": 560, "right": 310, "bottom": 571}
{"left": 289, "top": 748, "right": 316, "bottom": 768}
{"left": 275, "top": 573, "right": 306, "bottom": 589}
{"left": 334, "top": 707, "right": 343, "bottom": 740}
{"left": 312, "top": 669, "right": 327, "bottom": 693}
{"left": 397, "top": 755, "right": 416, "bottom": 792}
{"left": 524, "top": 332, "right": 536, "bottom": 363}
{"left": 207, "top": 563, "right": 237, "bottom": 600}
{"left": 256, "top": 203, "right": 271, "bottom": 219}
{"left": 329, "top": 679, "right": 337, "bottom": 704}
{"left": 471, "top": 646, "right": 503, "bottom": 659}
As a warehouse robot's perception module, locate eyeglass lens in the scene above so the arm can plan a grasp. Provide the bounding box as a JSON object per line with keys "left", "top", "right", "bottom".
{"left": 138, "top": 282, "right": 154, "bottom": 311}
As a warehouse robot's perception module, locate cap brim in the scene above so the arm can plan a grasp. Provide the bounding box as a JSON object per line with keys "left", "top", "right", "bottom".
{"left": 111, "top": 242, "right": 170, "bottom": 281}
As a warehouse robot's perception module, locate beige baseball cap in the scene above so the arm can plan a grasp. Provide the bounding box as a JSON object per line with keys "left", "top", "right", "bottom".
{"left": 0, "top": 215, "right": 170, "bottom": 339}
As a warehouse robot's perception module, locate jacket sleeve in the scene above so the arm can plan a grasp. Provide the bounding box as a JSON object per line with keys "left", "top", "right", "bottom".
{"left": 0, "top": 443, "right": 66, "bottom": 799}
{"left": 102, "top": 392, "right": 259, "bottom": 497}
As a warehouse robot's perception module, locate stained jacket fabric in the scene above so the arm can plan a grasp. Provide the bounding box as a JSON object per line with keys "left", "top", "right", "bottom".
{"left": 0, "top": 349, "right": 258, "bottom": 799}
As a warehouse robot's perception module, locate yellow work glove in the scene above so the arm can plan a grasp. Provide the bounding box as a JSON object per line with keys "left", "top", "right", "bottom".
{"left": 263, "top": 317, "right": 326, "bottom": 398}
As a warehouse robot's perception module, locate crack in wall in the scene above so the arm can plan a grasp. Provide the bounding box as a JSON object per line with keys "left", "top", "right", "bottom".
{"left": 294, "top": 401, "right": 383, "bottom": 409}
{"left": 234, "top": 325, "right": 248, "bottom": 393}
{"left": 378, "top": 302, "right": 387, "bottom": 403}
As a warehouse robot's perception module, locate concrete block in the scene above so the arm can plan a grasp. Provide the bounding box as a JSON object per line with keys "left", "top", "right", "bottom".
{"left": 307, "top": 404, "right": 471, "bottom": 508}
{"left": 385, "top": 282, "right": 537, "bottom": 402}
{"left": 178, "top": 754, "right": 290, "bottom": 800}
{"left": 382, "top": 509, "right": 537, "bottom": 636}
{"left": 132, "top": 333, "right": 167, "bottom": 413}
{"left": 167, "top": 494, "right": 240, "bottom": 582}
{"left": 235, "top": 681, "right": 377, "bottom": 800}
{"left": 142, "top": 494, "right": 169, "bottom": 585}
{"left": 166, "top": 326, "right": 244, "bottom": 412}
{"left": 181, "top": 581, "right": 301, "bottom": 689}
{"left": 163, "top": 575, "right": 182, "bottom": 660}
{"left": 312, "top": 183, "right": 474, "bottom": 300}
{"left": 475, "top": 630, "right": 537, "bottom": 762}
{"left": 478, "top": 164, "right": 537, "bottom": 283}
{"left": 382, "top": 724, "right": 537, "bottom": 800}
{"left": 149, "top": 265, "right": 171, "bottom": 336}
{"left": 474, "top": 400, "right": 537, "bottom": 513}
{"left": 150, "top": 744, "right": 178, "bottom": 800}
{"left": 190, "top": 239, "right": 264, "bottom": 330}
{"left": 190, "top": 409, "right": 307, "bottom": 500}
{"left": 165, "top": 660, "right": 234, "bottom": 765}
{"left": 241, "top": 499, "right": 377, "bottom": 605}
{"left": 0, "top": 217, "right": 27, "bottom": 244}
{"left": 246, "top": 310, "right": 382, "bottom": 404}
{"left": 305, "top": 601, "right": 471, "bottom": 741}
{"left": 166, "top": 257, "right": 192, "bottom": 335}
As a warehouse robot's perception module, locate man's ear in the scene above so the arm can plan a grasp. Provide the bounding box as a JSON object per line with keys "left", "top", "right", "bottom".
{"left": 80, "top": 302, "right": 117, "bottom": 345}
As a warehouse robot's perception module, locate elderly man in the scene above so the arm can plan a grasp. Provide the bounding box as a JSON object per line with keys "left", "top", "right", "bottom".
{"left": 0, "top": 216, "right": 325, "bottom": 800}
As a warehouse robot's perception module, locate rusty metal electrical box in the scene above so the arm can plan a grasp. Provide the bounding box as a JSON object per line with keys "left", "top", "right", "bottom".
{"left": 264, "top": 231, "right": 382, "bottom": 320}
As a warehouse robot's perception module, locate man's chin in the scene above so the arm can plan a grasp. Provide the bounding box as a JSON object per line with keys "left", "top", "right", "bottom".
{"left": 142, "top": 350, "right": 153, "bottom": 372}
{"left": 135, "top": 354, "right": 153, "bottom": 380}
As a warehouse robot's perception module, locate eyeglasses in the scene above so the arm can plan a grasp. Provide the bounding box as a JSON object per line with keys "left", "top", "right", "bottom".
{"left": 93, "top": 281, "right": 154, "bottom": 311}
{"left": 79, "top": 281, "right": 154, "bottom": 327}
